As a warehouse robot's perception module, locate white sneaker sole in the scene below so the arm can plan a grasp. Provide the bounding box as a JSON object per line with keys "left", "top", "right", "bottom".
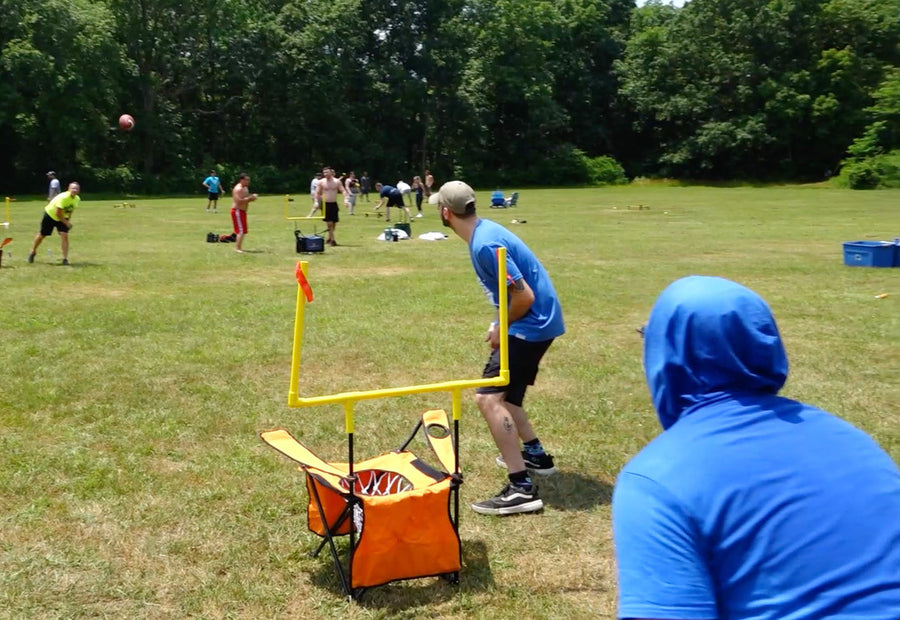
{"left": 495, "top": 455, "right": 557, "bottom": 476}
{"left": 471, "top": 498, "right": 544, "bottom": 515}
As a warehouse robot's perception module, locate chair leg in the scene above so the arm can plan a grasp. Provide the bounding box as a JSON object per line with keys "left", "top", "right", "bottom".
{"left": 310, "top": 505, "right": 352, "bottom": 558}
{"left": 307, "top": 478, "right": 354, "bottom": 596}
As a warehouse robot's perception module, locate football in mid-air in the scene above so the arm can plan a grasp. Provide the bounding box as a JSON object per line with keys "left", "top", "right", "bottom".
{"left": 118, "top": 114, "right": 135, "bottom": 131}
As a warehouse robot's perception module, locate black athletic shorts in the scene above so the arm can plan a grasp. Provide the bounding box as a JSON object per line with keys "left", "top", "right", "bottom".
{"left": 39, "top": 213, "right": 70, "bottom": 236}
{"left": 387, "top": 193, "right": 404, "bottom": 207}
{"left": 324, "top": 202, "right": 339, "bottom": 222}
{"left": 477, "top": 337, "right": 554, "bottom": 407}
{"left": 207, "top": 191, "right": 219, "bottom": 200}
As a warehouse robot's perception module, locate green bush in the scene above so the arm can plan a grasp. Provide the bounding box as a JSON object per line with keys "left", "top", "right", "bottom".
{"left": 527, "top": 146, "right": 593, "bottom": 185}
{"left": 836, "top": 150, "right": 900, "bottom": 189}
{"left": 844, "top": 161, "right": 880, "bottom": 189}
{"left": 517, "top": 147, "right": 628, "bottom": 186}
{"left": 586, "top": 155, "right": 628, "bottom": 186}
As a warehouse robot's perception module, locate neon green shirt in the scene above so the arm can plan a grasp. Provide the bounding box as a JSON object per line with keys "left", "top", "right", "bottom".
{"left": 44, "top": 191, "right": 80, "bottom": 221}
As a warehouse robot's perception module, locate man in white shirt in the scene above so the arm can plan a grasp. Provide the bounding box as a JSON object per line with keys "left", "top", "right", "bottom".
{"left": 307, "top": 172, "right": 323, "bottom": 217}
{"left": 397, "top": 179, "right": 412, "bottom": 207}
{"left": 47, "top": 171, "right": 61, "bottom": 201}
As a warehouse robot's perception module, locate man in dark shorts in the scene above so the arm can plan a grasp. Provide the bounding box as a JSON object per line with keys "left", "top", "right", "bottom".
{"left": 29, "top": 181, "right": 81, "bottom": 265}
{"left": 430, "top": 180, "right": 566, "bottom": 516}
{"left": 360, "top": 171, "right": 371, "bottom": 201}
{"left": 316, "top": 167, "right": 346, "bottom": 246}
{"left": 374, "top": 182, "right": 412, "bottom": 222}
{"left": 202, "top": 170, "right": 224, "bottom": 213}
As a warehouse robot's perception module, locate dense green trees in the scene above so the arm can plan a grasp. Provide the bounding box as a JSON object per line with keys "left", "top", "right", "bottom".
{"left": 616, "top": 0, "right": 899, "bottom": 180}
{"left": 0, "top": 0, "right": 897, "bottom": 193}
{"left": 837, "top": 67, "right": 900, "bottom": 187}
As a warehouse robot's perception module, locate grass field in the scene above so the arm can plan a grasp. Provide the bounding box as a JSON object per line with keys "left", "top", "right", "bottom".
{"left": 0, "top": 184, "right": 897, "bottom": 619}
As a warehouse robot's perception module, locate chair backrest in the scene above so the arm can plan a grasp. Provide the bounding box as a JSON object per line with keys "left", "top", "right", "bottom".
{"left": 505, "top": 192, "right": 519, "bottom": 206}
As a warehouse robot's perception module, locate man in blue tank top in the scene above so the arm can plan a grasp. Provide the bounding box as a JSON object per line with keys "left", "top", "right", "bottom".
{"left": 613, "top": 275, "right": 900, "bottom": 619}
{"left": 430, "top": 181, "right": 565, "bottom": 516}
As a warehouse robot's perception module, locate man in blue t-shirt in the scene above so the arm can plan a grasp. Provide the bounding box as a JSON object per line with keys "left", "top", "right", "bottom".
{"left": 202, "top": 170, "right": 224, "bottom": 213}
{"left": 613, "top": 275, "right": 900, "bottom": 620}
{"left": 429, "top": 181, "right": 565, "bottom": 516}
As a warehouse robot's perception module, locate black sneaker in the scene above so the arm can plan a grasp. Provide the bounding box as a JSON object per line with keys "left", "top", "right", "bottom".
{"left": 495, "top": 451, "right": 557, "bottom": 475}
{"left": 471, "top": 482, "right": 543, "bottom": 516}
{"left": 62, "top": 258, "right": 69, "bottom": 265}
{"left": 27, "top": 252, "right": 35, "bottom": 263}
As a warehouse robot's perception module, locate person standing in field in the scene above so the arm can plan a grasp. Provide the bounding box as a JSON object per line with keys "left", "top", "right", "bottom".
{"left": 202, "top": 169, "right": 224, "bottom": 213}
{"left": 424, "top": 170, "right": 434, "bottom": 198}
{"left": 360, "top": 171, "right": 371, "bottom": 201}
{"left": 344, "top": 171, "right": 360, "bottom": 215}
{"left": 411, "top": 175, "right": 425, "bottom": 218}
{"left": 46, "top": 171, "right": 61, "bottom": 201}
{"left": 308, "top": 172, "right": 323, "bottom": 217}
{"left": 231, "top": 173, "right": 258, "bottom": 253}
{"left": 430, "top": 180, "right": 564, "bottom": 516}
{"left": 316, "top": 166, "right": 346, "bottom": 246}
{"left": 29, "top": 181, "right": 81, "bottom": 265}
{"left": 612, "top": 275, "right": 900, "bottom": 620}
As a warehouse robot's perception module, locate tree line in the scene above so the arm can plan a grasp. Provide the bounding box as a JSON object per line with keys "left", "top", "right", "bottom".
{"left": 1, "top": 0, "right": 897, "bottom": 195}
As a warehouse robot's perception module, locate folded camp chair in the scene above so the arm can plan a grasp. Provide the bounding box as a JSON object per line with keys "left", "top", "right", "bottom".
{"left": 260, "top": 408, "right": 462, "bottom": 599}
{"left": 504, "top": 191, "right": 519, "bottom": 208}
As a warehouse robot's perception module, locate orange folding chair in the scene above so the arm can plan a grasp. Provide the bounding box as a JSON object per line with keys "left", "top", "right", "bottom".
{"left": 261, "top": 409, "right": 462, "bottom": 599}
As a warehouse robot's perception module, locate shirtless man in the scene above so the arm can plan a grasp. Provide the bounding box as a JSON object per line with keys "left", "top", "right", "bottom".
{"left": 424, "top": 170, "right": 434, "bottom": 198}
{"left": 231, "top": 172, "right": 258, "bottom": 253}
{"left": 316, "top": 167, "right": 347, "bottom": 246}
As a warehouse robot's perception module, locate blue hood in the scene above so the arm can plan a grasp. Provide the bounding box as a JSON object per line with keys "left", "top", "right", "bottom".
{"left": 644, "top": 276, "right": 788, "bottom": 430}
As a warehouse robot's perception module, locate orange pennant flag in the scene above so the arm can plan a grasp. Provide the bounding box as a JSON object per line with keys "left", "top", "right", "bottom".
{"left": 295, "top": 262, "right": 313, "bottom": 302}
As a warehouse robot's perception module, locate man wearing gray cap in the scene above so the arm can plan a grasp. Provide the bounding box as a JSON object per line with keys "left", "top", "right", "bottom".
{"left": 46, "top": 171, "right": 61, "bottom": 201}
{"left": 430, "top": 181, "right": 565, "bottom": 516}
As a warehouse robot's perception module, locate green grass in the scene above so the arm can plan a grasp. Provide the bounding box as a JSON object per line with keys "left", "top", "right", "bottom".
{"left": 1, "top": 185, "right": 897, "bottom": 619}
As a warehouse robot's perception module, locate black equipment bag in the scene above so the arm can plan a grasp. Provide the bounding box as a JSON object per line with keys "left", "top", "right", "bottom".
{"left": 295, "top": 229, "right": 325, "bottom": 253}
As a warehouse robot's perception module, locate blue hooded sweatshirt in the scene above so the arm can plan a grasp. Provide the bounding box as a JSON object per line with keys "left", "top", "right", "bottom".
{"left": 613, "top": 276, "right": 900, "bottom": 620}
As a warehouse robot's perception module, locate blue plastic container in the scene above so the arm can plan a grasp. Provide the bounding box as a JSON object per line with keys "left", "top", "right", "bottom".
{"left": 842, "top": 241, "right": 896, "bottom": 268}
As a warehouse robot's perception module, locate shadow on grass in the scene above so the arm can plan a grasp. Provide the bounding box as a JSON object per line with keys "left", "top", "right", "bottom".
{"left": 308, "top": 538, "right": 492, "bottom": 609}
{"left": 52, "top": 261, "right": 103, "bottom": 268}
{"left": 539, "top": 471, "right": 613, "bottom": 511}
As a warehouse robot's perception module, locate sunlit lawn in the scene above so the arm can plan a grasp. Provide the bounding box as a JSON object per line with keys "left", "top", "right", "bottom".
{"left": 0, "top": 183, "right": 897, "bottom": 618}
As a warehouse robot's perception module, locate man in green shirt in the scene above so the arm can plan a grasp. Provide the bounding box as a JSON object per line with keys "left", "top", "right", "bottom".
{"left": 29, "top": 181, "right": 81, "bottom": 265}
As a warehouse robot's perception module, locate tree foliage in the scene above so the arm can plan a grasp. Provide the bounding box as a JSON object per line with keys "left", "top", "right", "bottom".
{"left": 616, "top": 0, "right": 900, "bottom": 180}
{"left": 838, "top": 67, "right": 900, "bottom": 188}
{"left": 0, "top": 0, "right": 897, "bottom": 193}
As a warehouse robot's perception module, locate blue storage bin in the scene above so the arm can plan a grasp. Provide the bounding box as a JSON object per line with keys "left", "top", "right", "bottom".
{"left": 842, "top": 241, "right": 896, "bottom": 268}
